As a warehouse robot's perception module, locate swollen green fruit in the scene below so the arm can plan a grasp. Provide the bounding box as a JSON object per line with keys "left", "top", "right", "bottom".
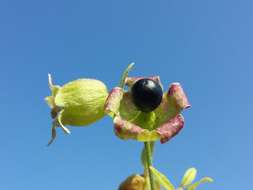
{"left": 45, "top": 74, "right": 108, "bottom": 145}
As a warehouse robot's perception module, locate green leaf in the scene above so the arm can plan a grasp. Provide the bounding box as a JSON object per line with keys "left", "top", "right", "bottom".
{"left": 150, "top": 166, "right": 175, "bottom": 190}
{"left": 187, "top": 177, "right": 213, "bottom": 190}
{"left": 180, "top": 168, "right": 197, "bottom": 188}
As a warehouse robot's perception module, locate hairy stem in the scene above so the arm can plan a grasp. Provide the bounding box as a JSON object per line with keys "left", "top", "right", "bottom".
{"left": 144, "top": 142, "right": 155, "bottom": 190}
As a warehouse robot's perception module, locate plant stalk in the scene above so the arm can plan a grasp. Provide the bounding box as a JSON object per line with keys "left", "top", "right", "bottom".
{"left": 144, "top": 142, "right": 155, "bottom": 190}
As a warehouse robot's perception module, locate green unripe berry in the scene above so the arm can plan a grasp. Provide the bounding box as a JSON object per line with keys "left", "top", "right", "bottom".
{"left": 54, "top": 78, "right": 108, "bottom": 126}
{"left": 45, "top": 74, "right": 108, "bottom": 145}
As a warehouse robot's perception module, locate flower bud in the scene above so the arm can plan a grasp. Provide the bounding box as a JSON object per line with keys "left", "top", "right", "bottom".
{"left": 45, "top": 74, "right": 108, "bottom": 145}
{"left": 118, "top": 175, "right": 145, "bottom": 190}
{"left": 118, "top": 174, "right": 161, "bottom": 190}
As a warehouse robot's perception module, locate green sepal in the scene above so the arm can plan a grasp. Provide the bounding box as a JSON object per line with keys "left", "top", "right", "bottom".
{"left": 104, "top": 87, "right": 123, "bottom": 118}
{"left": 180, "top": 168, "right": 197, "bottom": 188}
{"left": 187, "top": 177, "right": 213, "bottom": 190}
{"left": 136, "top": 130, "right": 160, "bottom": 142}
{"left": 119, "top": 62, "right": 135, "bottom": 88}
{"left": 132, "top": 112, "right": 156, "bottom": 130}
{"left": 45, "top": 96, "right": 54, "bottom": 109}
{"left": 154, "top": 83, "right": 190, "bottom": 127}
{"left": 150, "top": 166, "right": 175, "bottom": 190}
{"left": 48, "top": 74, "right": 61, "bottom": 97}
{"left": 113, "top": 116, "right": 160, "bottom": 142}
{"left": 47, "top": 121, "right": 57, "bottom": 146}
{"left": 46, "top": 74, "right": 61, "bottom": 108}
{"left": 47, "top": 111, "right": 71, "bottom": 146}
{"left": 118, "top": 92, "right": 140, "bottom": 122}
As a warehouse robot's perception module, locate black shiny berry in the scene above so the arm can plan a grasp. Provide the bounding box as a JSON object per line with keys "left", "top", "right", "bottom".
{"left": 131, "top": 78, "right": 163, "bottom": 112}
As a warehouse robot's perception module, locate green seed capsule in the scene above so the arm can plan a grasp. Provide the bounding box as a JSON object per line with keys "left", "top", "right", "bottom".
{"left": 45, "top": 74, "right": 108, "bottom": 145}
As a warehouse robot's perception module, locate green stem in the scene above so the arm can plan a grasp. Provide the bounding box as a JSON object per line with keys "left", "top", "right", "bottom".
{"left": 144, "top": 142, "right": 155, "bottom": 190}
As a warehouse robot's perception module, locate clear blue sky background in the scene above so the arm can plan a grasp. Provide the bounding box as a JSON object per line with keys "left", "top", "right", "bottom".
{"left": 0, "top": 0, "right": 252, "bottom": 189}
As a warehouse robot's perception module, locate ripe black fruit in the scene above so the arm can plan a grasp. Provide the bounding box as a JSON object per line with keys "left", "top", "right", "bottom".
{"left": 131, "top": 78, "right": 163, "bottom": 112}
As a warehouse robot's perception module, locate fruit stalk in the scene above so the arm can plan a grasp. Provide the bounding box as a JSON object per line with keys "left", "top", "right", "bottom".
{"left": 144, "top": 142, "right": 155, "bottom": 190}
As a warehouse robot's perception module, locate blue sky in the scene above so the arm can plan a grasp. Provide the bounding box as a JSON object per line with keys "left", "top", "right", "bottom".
{"left": 0, "top": 0, "right": 252, "bottom": 189}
